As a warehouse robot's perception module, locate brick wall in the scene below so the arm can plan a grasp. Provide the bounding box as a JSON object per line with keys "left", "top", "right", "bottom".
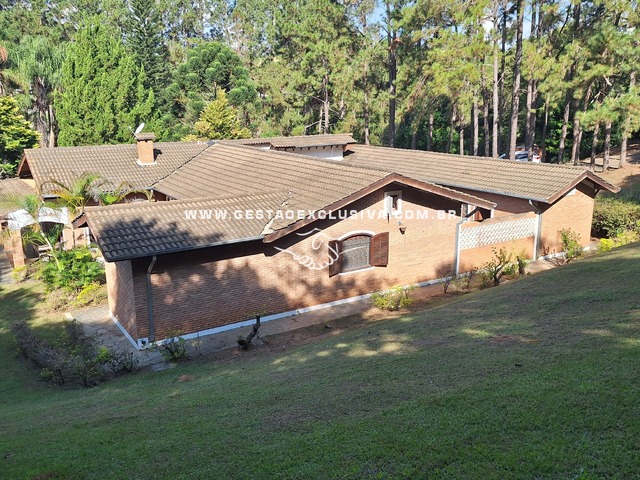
{"left": 105, "top": 260, "right": 137, "bottom": 338}
{"left": 109, "top": 182, "right": 597, "bottom": 342}
{"left": 539, "top": 184, "right": 596, "bottom": 255}
{"left": 127, "top": 185, "right": 462, "bottom": 341}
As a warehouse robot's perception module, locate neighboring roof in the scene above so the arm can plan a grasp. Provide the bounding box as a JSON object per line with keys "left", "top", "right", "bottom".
{"left": 342, "top": 145, "right": 619, "bottom": 203}
{"left": 19, "top": 142, "right": 209, "bottom": 195}
{"left": 81, "top": 192, "right": 288, "bottom": 262}
{"left": 220, "top": 133, "right": 357, "bottom": 149}
{"left": 0, "top": 178, "right": 37, "bottom": 218}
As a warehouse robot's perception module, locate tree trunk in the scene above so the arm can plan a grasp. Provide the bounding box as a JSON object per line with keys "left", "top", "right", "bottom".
{"left": 571, "top": 84, "right": 593, "bottom": 165}
{"left": 427, "top": 111, "right": 434, "bottom": 151}
{"left": 603, "top": 120, "right": 612, "bottom": 171}
{"left": 492, "top": 38, "right": 500, "bottom": 157}
{"left": 524, "top": 0, "right": 538, "bottom": 160}
{"left": 541, "top": 100, "right": 549, "bottom": 161}
{"left": 482, "top": 68, "right": 491, "bottom": 156}
{"left": 459, "top": 124, "right": 464, "bottom": 156}
{"left": 472, "top": 95, "right": 479, "bottom": 156}
{"left": 508, "top": 0, "right": 525, "bottom": 160}
{"left": 557, "top": 100, "right": 571, "bottom": 162}
{"left": 590, "top": 122, "right": 600, "bottom": 171}
{"left": 363, "top": 62, "right": 370, "bottom": 145}
{"left": 619, "top": 72, "right": 636, "bottom": 168}
{"left": 386, "top": 3, "right": 397, "bottom": 147}
{"left": 499, "top": 4, "right": 507, "bottom": 152}
{"left": 323, "top": 74, "right": 330, "bottom": 134}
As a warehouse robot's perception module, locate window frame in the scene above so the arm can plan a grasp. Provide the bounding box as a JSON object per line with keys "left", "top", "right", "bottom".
{"left": 329, "top": 231, "right": 389, "bottom": 277}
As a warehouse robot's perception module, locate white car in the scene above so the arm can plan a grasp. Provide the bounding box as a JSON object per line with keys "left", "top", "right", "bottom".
{"left": 500, "top": 151, "right": 542, "bottom": 163}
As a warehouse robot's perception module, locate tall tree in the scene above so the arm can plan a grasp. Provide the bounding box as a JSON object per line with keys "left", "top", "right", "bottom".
{"left": 507, "top": 0, "right": 524, "bottom": 160}
{"left": 56, "top": 20, "right": 155, "bottom": 146}
{"left": 124, "top": 0, "right": 170, "bottom": 99}
{"left": 0, "top": 95, "right": 39, "bottom": 177}
{"left": 186, "top": 89, "right": 251, "bottom": 140}
{"left": 163, "top": 41, "right": 256, "bottom": 139}
{"left": 9, "top": 36, "right": 65, "bottom": 147}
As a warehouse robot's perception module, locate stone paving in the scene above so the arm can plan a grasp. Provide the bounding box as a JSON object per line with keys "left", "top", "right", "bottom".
{"left": 70, "top": 257, "right": 562, "bottom": 370}
{"left": 0, "top": 247, "right": 14, "bottom": 285}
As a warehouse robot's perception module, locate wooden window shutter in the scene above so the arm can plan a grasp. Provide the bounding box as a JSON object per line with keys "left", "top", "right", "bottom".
{"left": 369, "top": 232, "right": 389, "bottom": 267}
{"left": 328, "top": 240, "right": 342, "bottom": 277}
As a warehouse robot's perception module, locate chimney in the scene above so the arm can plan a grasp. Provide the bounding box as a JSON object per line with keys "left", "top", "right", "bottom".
{"left": 135, "top": 132, "right": 156, "bottom": 165}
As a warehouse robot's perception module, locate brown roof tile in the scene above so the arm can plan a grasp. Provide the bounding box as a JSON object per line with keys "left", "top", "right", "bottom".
{"left": 155, "top": 144, "right": 495, "bottom": 233}
{"left": 153, "top": 143, "right": 390, "bottom": 228}
{"left": 342, "top": 145, "right": 618, "bottom": 202}
{"left": 83, "top": 192, "right": 288, "bottom": 261}
{"left": 0, "top": 178, "right": 37, "bottom": 218}
{"left": 220, "top": 133, "right": 357, "bottom": 148}
{"left": 20, "top": 142, "right": 209, "bottom": 195}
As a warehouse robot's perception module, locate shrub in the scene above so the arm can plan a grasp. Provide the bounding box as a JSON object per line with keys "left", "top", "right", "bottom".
{"left": 38, "top": 247, "right": 105, "bottom": 292}
{"left": 516, "top": 250, "right": 527, "bottom": 275}
{"left": 372, "top": 285, "right": 415, "bottom": 311}
{"left": 560, "top": 228, "right": 582, "bottom": 262}
{"left": 592, "top": 195, "right": 640, "bottom": 238}
{"left": 597, "top": 231, "right": 639, "bottom": 252}
{"left": 11, "top": 320, "right": 137, "bottom": 386}
{"left": 159, "top": 331, "right": 188, "bottom": 361}
{"left": 12, "top": 263, "right": 39, "bottom": 282}
{"left": 96, "top": 346, "right": 139, "bottom": 374}
{"left": 72, "top": 282, "right": 107, "bottom": 308}
{"left": 483, "top": 247, "right": 512, "bottom": 286}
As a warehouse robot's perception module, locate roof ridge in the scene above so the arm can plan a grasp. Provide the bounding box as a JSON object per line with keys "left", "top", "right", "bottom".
{"left": 84, "top": 190, "right": 291, "bottom": 213}
{"left": 347, "top": 144, "right": 590, "bottom": 172}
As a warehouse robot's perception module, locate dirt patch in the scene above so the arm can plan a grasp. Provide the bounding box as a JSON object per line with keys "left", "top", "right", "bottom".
{"left": 587, "top": 141, "right": 640, "bottom": 193}
{"left": 200, "top": 284, "right": 462, "bottom": 365}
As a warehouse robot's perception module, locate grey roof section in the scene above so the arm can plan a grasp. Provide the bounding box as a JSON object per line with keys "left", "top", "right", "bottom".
{"left": 342, "top": 145, "right": 617, "bottom": 203}
{"left": 83, "top": 192, "right": 288, "bottom": 262}
{"left": 0, "top": 178, "right": 37, "bottom": 218}
{"left": 20, "top": 141, "right": 209, "bottom": 194}
{"left": 220, "top": 133, "right": 357, "bottom": 149}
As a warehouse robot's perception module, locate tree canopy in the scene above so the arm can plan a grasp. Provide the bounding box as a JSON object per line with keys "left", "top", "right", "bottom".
{"left": 0, "top": 95, "right": 39, "bottom": 176}
{"left": 0, "top": 0, "right": 637, "bottom": 168}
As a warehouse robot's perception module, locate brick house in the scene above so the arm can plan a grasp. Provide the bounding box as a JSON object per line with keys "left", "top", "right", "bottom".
{"left": 10, "top": 133, "right": 618, "bottom": 347}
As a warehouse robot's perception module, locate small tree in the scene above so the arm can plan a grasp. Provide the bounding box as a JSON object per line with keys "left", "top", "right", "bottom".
{"left": 186, "top": 89, "right": 251, "bottom": 141}
{"left": 484, "top": 247, "right": 512, "bottom": 286}
{"left": 0, "top": 96, "right": 39, "bottom": 177}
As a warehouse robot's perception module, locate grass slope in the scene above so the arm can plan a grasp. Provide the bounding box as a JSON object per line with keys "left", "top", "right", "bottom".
{"left": 1, "top": 244, "right": 639, "bottom": 479}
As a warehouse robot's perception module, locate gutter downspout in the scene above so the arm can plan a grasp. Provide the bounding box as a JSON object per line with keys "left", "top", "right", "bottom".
{"left": 146, "top": 255, "right": 157, "bottom": 344}
{"left": 454, "top": 208, "right": 479, "bottom": 275}
{"left": 529, "top": 200, "right": 542, "bottom": 260}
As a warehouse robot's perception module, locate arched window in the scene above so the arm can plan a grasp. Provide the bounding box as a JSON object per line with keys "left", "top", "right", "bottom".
{"left": 328, "top": 232, "right": 389, "bottom": 277}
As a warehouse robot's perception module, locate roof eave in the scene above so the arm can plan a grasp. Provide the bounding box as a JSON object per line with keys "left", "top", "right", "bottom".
{"left": 263, "top": 173, "right": 496, "bottom": 243}
{"left": 545, "top": 171, "right": 620, "bottom": 204}
{"left": 97, "top": 234, "right": 266, "bottom": 262}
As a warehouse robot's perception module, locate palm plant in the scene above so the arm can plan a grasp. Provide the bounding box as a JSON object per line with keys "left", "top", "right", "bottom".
{"left": 0, "top": 193, "right": 63, "bottom": 268}
{"left": 43, "top": 173, "right": 106, "bottom": 219}
{"left": 8, "top": 36, "right": 65, "bottom": 147}
{"left": 95, "top": 181, "right": 152, "bottom": 206}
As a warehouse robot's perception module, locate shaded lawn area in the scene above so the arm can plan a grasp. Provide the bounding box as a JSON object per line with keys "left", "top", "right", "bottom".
{"left": 1, "top": 244, "right": 639, "bottom": 479}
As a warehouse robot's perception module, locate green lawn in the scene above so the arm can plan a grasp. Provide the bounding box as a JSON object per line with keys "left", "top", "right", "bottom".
{"left": 1, "top": 244, "right": 639, "bottom": 479}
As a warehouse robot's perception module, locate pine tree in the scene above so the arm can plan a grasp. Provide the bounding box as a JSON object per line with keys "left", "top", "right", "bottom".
{"left": 124, "top": 0, "right": 169, "bottom": 98}
{"left": 186, "top": 89, "right": 250, "bottom": 140}
{"left": 56, "top": 20, "right": 155, "bottom": 146}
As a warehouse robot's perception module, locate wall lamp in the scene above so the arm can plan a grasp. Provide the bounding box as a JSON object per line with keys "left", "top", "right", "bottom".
{"left": 398, "top": 220, "right": 407, "bottom": 235}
